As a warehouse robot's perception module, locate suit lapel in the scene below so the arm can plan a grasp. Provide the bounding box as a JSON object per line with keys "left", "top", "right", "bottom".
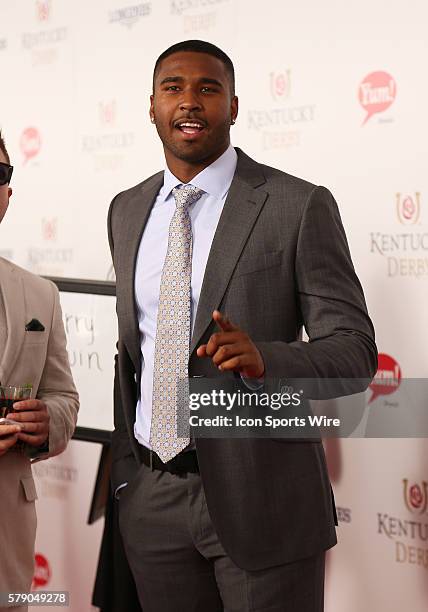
{"left": 0, "top": 260, "right": 26, "bottom": 385}
{"left": 190, "top": 149, "right": 268, "bottom": 355}
{"left": 115, "top": 173, "right": 163, "bottom": 374}
{"left": 116, "top": 150, "right": 268, "bottom": 369}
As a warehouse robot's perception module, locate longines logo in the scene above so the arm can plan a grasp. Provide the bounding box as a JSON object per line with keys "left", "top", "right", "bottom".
{"left": 377, "top": 479, "right": 428, "bottom": 570}
{"left": 370, "top": 192, "right": 427, "bottom": 278}
{"left": 396, "top": 192, "right": 421, "bottom": 225}
{"left": 108, "top": 2, "right": 151, "bottom": 28}
{"left": 403, "top": 479, "right": 428, "bottom": 514}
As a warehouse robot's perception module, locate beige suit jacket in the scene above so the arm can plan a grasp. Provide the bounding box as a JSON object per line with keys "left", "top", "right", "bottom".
{"left": 0, "top": 257, "right": 79, "bottom": 602}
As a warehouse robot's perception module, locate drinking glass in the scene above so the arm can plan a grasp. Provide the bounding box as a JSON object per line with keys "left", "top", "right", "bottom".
{"left": 0, "top": 385, "right": 33, "bottom": 450}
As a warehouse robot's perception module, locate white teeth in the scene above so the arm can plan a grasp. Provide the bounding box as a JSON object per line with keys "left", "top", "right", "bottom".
{"left": 178, "top": 122, "right": 203, "bottom": 128}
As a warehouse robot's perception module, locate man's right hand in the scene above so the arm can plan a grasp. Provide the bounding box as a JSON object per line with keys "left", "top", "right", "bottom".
{"left": 0, "top": 424, "right": 22, "bottom": 457}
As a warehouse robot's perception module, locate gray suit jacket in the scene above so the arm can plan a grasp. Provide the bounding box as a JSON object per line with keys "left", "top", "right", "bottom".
{"left": 108, "top": 148, "right": 377, "bottom": 570}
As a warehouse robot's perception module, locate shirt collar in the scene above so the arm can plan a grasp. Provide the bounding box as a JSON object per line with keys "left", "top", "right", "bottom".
{"left": 160, "top": 145, "right": 238, "bottom": 203}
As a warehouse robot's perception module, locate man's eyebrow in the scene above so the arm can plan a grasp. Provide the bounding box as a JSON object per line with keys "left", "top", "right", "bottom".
{"left": 199, "top": 78, "right": 223, "bottom": 88}
{"left": 159, "top": 76, "right": 224, "bottom": 88}
{"left": 159, "top": 76, "right": 184, "bottom": 85}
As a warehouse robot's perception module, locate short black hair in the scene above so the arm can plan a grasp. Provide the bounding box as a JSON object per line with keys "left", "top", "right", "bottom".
{"left": 0, "top": 129, "right": 10, "bottom": 164}
{"left": 153, "top": 40, "right": 235, "bottom": 96}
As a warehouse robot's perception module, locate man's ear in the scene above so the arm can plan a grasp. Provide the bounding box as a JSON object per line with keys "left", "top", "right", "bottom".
{"left": 149, "top": 95, "right": 155, "bottom": 123}
{"left": 8, "top": 187, "right": 12, "bottom": 198}
{"left": 231, "top": 95, "right": 238, "bottom": 124}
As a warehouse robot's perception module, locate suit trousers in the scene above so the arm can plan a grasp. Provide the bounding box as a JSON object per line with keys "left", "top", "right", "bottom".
{"left": 118, "top": 461, "right": 325, "bottom": 612}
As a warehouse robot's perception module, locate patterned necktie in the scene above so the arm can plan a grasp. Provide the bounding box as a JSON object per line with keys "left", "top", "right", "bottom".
{"left": 150, "top": 185, "right": 204, "bottom": 462}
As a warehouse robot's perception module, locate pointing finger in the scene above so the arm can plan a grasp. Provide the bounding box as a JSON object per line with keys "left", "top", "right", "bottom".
{"left": 213, "top": 310, "right": 238, "bottom": 332}
{"left": 197, "top": 344, "right": 207, "bottom": 357}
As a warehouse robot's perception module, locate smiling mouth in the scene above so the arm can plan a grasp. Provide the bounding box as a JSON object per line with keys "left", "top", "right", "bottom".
{"left": 175, "top": 120, "right": 206, "bottom": 135}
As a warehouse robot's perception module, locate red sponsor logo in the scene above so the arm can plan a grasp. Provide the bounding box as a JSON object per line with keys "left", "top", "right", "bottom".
{"left": 32, "top": 553, "right": 51, "bottom": 589}
{"left": 98, "top": 100, "right": 117, "bottom": 126}
{"left": 269, "top": 70, "right": 291, "bottom": 101}
{"left": 20, "top": 127, "right": 42, "bottom": 164}
{"left": 36, "top": 0, "right": 51, "bottom": 22}
{"left": 396, "top": 192, "right": 421, "bottom": 225}
{"left": 358, "top": 71, "right": 396, "bottom": 125}
{"left": 403, "top": 479, "right": 428, "bottom": 514}
{"left": 42, "top": 218, "right": 57, "bottom": 241}
{"left": 368, "top": 353, "right": 401, "bottom": 403}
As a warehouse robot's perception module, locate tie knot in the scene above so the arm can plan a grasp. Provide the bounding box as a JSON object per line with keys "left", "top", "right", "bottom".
{"left": 172, "top": 185, "right": 204, "bottom": 210}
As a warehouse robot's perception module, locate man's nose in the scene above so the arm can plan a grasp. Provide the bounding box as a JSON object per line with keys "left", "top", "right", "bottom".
{"left": 179, "top": 90, "right": 202, "bottom": 112}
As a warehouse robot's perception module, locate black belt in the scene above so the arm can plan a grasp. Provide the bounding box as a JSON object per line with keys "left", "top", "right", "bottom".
{"left": 138, "top": 445, "right": 199, "bottom": 475}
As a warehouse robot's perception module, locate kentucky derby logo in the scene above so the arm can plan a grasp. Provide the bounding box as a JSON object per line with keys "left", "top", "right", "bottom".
{"left": 403, "top": 479, "right": 428, "bottom": 514}
{"left": 36, "top": 0, "right": 52, "bottom": 22}
{"left": 396, "top": 192, "right": 421, "bottom": 225}
{"left": 269, "top": 70, "right": 291, "bottom": 102}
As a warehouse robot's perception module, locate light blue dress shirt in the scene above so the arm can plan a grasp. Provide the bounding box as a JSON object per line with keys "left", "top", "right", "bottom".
{"left": 134, "top": 145, "right": 238, "bottom": 449}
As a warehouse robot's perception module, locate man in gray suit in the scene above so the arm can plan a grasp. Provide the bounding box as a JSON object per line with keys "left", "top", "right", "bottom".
{"left": 108, "top": 40, "right": 377, "bottom": 611}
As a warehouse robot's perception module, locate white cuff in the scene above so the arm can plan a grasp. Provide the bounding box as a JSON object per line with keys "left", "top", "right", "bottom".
{"left": 240, "top": 374, "right": 264, "bottom": 391}
{"left": 114, "top": 482, "right": 129, "bottom": 500}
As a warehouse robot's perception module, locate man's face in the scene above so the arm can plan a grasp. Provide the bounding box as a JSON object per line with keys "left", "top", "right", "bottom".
{"left": 0, "top": 151, "right": 12, "bottom": 224}
{"left": 150, "top": 51, "right": 238, "bottom": 168}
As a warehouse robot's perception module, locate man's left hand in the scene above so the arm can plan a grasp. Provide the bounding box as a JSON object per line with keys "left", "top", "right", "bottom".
{"left": 197, "top": 310, "right": 265, "bottom": 379}
{"left": 8, "top": 399, "right": 50, "bottom": 447}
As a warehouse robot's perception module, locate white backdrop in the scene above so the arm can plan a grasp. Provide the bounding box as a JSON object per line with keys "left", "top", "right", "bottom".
{"left": 0, "top": 1, "right": 427, "bottom": 610}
